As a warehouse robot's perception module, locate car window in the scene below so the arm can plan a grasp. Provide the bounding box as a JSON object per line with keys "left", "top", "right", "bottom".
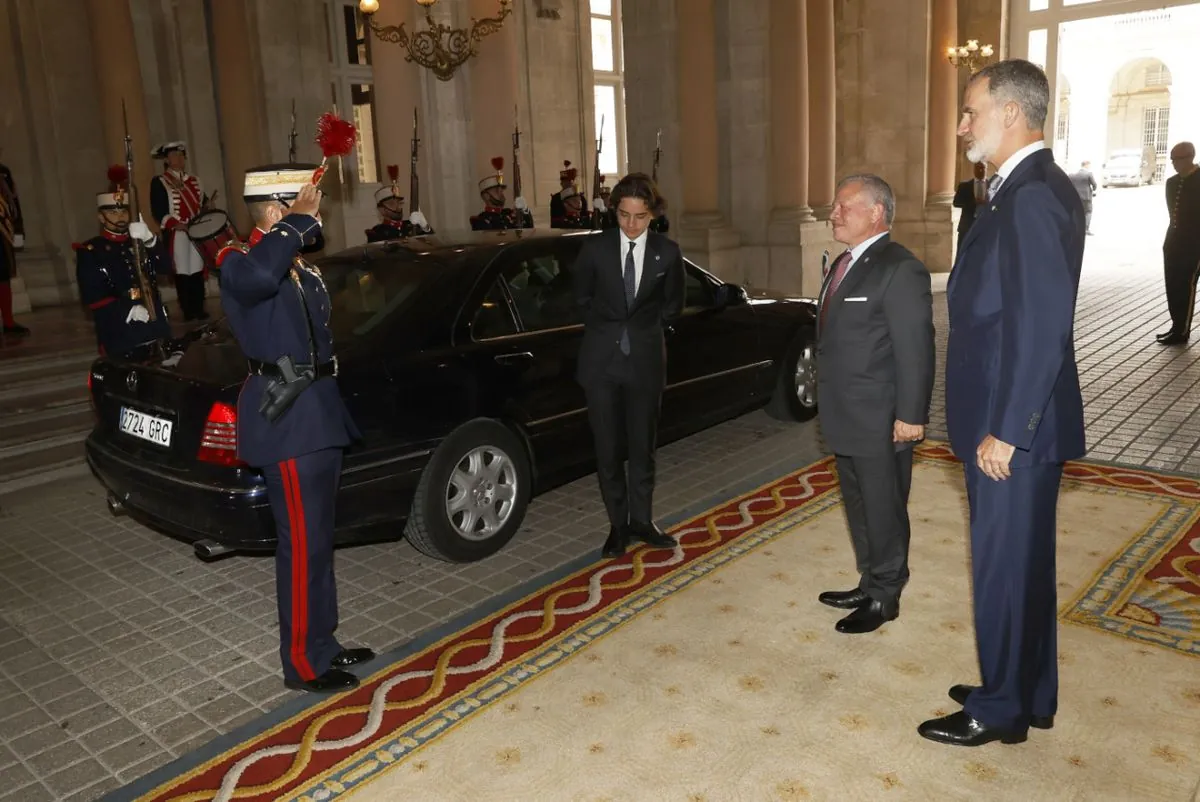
{"left": 319, "top": 251, "right": 451, "bottom": 342}
{"left": 472, "top": 279, "right": 519, "bottom": 340}
{"left": 499, "top": 244, "right": 583, "bottom": 332}
{"left": 684, "top": 263, "right": 715, "bottom": 309}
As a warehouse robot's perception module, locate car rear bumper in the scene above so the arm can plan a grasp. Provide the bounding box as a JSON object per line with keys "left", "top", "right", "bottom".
{"left": 85, "top": 434, "right": 277, "bottom": 551}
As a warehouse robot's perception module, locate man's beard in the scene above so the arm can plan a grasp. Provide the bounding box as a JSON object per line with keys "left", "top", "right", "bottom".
{"left": 966, "top": 118, "right": 1003, "bottom": 164}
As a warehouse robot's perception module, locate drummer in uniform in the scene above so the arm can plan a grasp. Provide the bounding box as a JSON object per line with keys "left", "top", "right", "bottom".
{"left": 76, "top": 166, "right": 171, "bottom": 358}
{"left": 470, "top": 157, "right": 532, "bottom": 231}
{"left": 549, "top": 160, "right": 588, "bottom": 222}
{"left": 550, "top": 184, "right": 591, "bottom": 229}
{"left": 150, "top": 141, "right": 210, "bottom": 321}
{"left": 219, "top": 163, "right": 373, "bottom": 694}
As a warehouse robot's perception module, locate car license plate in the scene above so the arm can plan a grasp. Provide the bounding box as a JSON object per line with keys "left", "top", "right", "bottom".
{"left": 119, "top": 406, "right": 173, "bottom": 448}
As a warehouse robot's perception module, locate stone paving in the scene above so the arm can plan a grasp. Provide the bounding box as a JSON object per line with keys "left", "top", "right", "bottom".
{"left": 0, "top": 184, "right": 1192, "bottom": 801}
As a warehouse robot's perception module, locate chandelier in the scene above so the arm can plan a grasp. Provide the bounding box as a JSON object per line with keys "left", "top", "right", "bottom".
{"left": 947, "top": 40, "right": 995, "bottom": 74}
{"left": 359, "top": 0, "right": 513, "bottom": 82}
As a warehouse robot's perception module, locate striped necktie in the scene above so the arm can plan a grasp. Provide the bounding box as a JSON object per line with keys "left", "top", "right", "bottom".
{"left": 986, "top": 174, "right": 1003, "bottom": 201}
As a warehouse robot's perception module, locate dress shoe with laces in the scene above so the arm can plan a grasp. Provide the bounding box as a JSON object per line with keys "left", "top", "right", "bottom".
{"left": 918, "top": 710, "right": 1027, "bottom": 746}
{"left": 1158, "top": 332, "right": 1188, "bottom": 345}
{"left": 602, "top": 526, "right": 627, "bottom": 558}
{"left": 284, "top": 668, "right": 360, "bottom": 694}
{"left": 948, "top": 684, "right": 1054, "bottom": 729}
{"left": 834, "top": 599, "right": 897, "bottom": 634}
{"left": 626, "top": 521, "right": 677, "bottom": 549}
{"left": 1157, "top": 328, "right": 1177, "bottom": 342}
{"left": 331, "top": 647, "right": 376, "bottom": 669}
{"left": 818, "top": 588, "right": 870, "bottom": 610}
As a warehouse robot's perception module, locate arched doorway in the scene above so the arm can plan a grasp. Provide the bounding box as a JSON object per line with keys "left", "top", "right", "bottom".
{"left": 1108, "top": 58, "right": 1171, "bottom": 182}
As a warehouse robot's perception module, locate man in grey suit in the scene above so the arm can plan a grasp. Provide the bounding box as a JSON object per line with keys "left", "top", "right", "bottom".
{"left": 815, "top": 174, "right": 935, "bottom": 634}
{"left": 1068, "top": 161, "right": 1097, "bottom": 234}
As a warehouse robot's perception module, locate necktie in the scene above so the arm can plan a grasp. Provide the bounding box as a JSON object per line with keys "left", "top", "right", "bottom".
{"left": 819, "top": 250, "right": 852, "bottom": 330}
{"left": 620, "top": 241, "right": 636, "bottom": 355}
{"left": 986, "top": 174, "right": 1003, "bottom": 201}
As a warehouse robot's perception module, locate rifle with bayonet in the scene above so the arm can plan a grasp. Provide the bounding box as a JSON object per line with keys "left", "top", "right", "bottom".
{"left": 591, "top": 114, "right": 605, "bottom": 229}
{"left": 653, "top": 128, "right": 662, "bottom": 184}
{"left": 650, "top": 127, "right": 669, "bottom": 233}
{"left": 288, "top": 100, "right": 298, "bottom": 164}
{"left": 121, "top": 100, "right": 157, "bottom": 322}
{"left": 408, "top": 107, "right": 431, "bottom": 233}
{"left": 510, "top": 106, "right": 531, "bottom": 228}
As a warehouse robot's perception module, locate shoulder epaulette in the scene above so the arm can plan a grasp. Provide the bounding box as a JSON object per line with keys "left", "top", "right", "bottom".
{"left": 215, "top": 242, "right": 250, "bottom": 267}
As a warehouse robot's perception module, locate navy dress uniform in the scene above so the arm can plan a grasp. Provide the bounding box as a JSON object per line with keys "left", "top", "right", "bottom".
{"left": 219, "top": 163, "right": 372, "bottom": 693}
{"left": 549, "top": 160, "right": 589, "bottom": 222}
{"left": 365, "top": 168, "right": 432, "bottom": 242}
{"left": 549, "top": 185, "right": 592, "bottom": 229}
{"left": 470, "top": 156, "right": 533, "bottom": 231}
{"left": 75, "top": 168, "right": 171, "bottom": 358}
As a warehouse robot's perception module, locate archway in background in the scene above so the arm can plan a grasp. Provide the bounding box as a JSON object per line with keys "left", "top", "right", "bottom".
{"left": 1108, "top": 57, "right": 1171, "bottom": 181}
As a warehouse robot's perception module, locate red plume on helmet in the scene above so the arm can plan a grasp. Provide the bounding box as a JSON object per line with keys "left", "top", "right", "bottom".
{"left": 386, "top": 164, "right": 400, "bottom": 182}
{"left": 491, "top": 156, "right": 505, "bottom": 171}
{"left": 107, "top": 164, "right": 129, "bottom": 191}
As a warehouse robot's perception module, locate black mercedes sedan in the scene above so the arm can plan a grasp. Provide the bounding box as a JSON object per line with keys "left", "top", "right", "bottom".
{"left": 85, "top": 228, "right": 817, "bottom": 563}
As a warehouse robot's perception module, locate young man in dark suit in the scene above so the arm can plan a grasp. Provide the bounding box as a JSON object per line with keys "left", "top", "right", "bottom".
{"left": 573, "top": 172, "right": 685, "bottom": 558}
{"left": 921, "top": 58, "right": 1086, "bottom": 747}
{"left": 815, "top": 174, "right": 935, "bottom": 635}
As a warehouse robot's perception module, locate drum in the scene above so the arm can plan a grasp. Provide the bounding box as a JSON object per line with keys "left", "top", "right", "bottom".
{"left": 186, "top": 209, "right": 238, "bottom": 272}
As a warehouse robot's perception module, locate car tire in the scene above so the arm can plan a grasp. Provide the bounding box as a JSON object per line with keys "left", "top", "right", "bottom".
{"left": 405, "top": 418, "right": 532, "bottom": 563}
{"left": 764, "top": 326, "right": 819, "bottom": 422}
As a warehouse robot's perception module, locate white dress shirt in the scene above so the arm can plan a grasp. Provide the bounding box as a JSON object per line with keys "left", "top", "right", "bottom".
{"left": 991, "top": 140, "right": 1047, "bottom": 196}
{"left": 620, "top": 228, "right": 650, "bottom": 292}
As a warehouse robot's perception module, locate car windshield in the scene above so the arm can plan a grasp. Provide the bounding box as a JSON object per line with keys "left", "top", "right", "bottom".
{"left": 314, "top": 246, "right": 469, "bottom": 344}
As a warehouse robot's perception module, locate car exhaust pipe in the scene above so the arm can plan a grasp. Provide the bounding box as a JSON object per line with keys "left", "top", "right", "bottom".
{"left": 193, "top": 539, "right": 235, "bottom": 560}
{"left": 106, "top": 494, "right": 127, "bottom": 517}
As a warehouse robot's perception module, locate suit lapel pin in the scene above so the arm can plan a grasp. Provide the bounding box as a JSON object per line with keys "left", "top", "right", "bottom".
{"left": 655, "top": 254, "right": 660, "bottom": 261}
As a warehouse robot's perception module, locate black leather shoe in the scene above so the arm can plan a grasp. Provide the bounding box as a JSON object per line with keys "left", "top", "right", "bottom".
{"left": 2, "top": 324, "right": 30, "bottom": 337}
{"left": 284, "top": 668, "right": 360, "bottom": 694}
{"left": 602, "top": 526, "right": 627, "bottom": 558}
{"left": 1156, "top": 329, "right": 1176, "bottom": 342}
{"left": 948, "top": 684, "right": 1054, "bottom": 729}
{"left": 818, "top": 588, "right": 870, "bottom": 610}
{"left": 1159, "top": 332, "right": 1188, "bottom": 345}
{"left": 331, "top": 647, "right": 376, "bottom": 669}
{"left": 834, "top": 599, "right": 897, "bottom": 634}
{"left": 627, "top": 521, "right": 676, "bottom": 550}
{"left": 918, "top": 710, "right": 1027, "bottom": 746}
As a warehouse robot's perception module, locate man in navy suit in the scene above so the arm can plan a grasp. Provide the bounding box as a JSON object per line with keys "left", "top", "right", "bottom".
{"left": 919, "top": 59, "right": 1086, "bottom": 747}
{"left": 220, "top": 166, "right": 372, "bottom": 694}
{"left": 573, "top": 172, "right": 685, "bottom": 558}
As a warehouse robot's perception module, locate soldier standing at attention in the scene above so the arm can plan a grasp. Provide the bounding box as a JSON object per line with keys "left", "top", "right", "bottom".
{"left": 150, "top": 142, "right": 211, "bottom": 321}
{"left": 75, "top": 166, "right": 170, "bottom": 358}
{"left": 1157, "top": 142, "right": 1200, "bottom": 346}
{"left": 470, "top": 157, "right": 532, "bottom": 231}
{"left": 550, "top": 184, "right": 591, "bottom": 229}
{"left": 366, "top": 165, "right": 418, "bottom": 242}
{"left": 549, "top": 160, "right": 588, "bottom": 222}
{"left": 220, "top": 164, "right": 374, "bottom": 694}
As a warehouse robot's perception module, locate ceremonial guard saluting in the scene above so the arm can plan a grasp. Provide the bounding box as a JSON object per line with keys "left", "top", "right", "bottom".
{"left": 219, "top": 154, "right": 374, "bottom": 693}
{"left": 0, "top": 157, "right": 29, "bottom": 337}
{"left": 549, "top": 160, "right": 588, "bottom": 222}
{"left": 150, "top": 141, "right": 210, "bottom": 321}
{"left": 470, "top": 157, "right": 532, "bottom": 231}
{"left": 75, "top": 165, "right": 170, "bottom": 358}
{"left": 365, "top": 164, "right": 431, "bottom": 242}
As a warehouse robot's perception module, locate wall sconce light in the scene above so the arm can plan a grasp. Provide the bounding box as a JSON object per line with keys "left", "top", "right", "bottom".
{"left": 947, "top": 40, "right": 995, "bottom": 73}
{"left": 359, "top": 0, "right": 513, "bottom": 82}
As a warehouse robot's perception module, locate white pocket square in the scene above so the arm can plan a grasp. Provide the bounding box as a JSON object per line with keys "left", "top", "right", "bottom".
{"left": 844, "top": 296, "right": 868, "bottom": 302}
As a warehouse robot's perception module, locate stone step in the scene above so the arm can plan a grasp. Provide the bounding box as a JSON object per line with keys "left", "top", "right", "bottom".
{"left": 0, "top": 435, "right": 87, "bottom": 487}
{"left": 0, "top": 457, "right": 92, "bottom": 500}
{"left": 0, "top": 348, "right": 96, "bottom": 384}
{"left": 0, "top": 377, "right": 89, "bottom": 419}
{"left": 0, "top": 402, "right": 94, "bottom": 447}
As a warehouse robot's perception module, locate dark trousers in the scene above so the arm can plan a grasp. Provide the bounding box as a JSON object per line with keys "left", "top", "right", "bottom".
{"left": 583, "top": 361, "right": 663, "bottom": 529}
{"left": 175, "top": 272, "right": 207, "bottom": 320}
{"left": 962, "top": 462, "right": 1062, "bottom": 731}
{"left": 834, "top": 448, "right": 913, "bottom": 606}
{"left": 1082, "top": 202, "right": 1092, "bottom": 233}
{"left": 261, "top": 448, "right": 343, "bottom": 683}
{"left": 1163, "top": 246, "right": 1200, "bottom": 335}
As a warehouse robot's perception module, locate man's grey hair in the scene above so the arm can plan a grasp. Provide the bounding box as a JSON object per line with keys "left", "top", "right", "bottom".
{"left": 970, "top": 58, "right": 1049, "bottom": 131}
{"left": 836, "top": 173, "right": 896, "bottom": 226}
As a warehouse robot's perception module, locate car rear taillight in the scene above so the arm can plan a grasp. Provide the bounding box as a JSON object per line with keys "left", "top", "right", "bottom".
{"left": 197, "top": 402, "right": 244, "bottom": 467}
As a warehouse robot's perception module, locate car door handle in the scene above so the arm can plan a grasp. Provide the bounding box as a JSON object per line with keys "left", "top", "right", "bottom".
{"left": 494, "top": 351, "right": 534, "bottom": 365}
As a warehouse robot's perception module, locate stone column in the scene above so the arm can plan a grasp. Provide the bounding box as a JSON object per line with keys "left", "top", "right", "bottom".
{"left": 370, "top": 0, "right": 424, "bottom": 206}
{"left": 84, "top": 0, "right": 155, "bottom": 230}
{"left": 927, "top": 0, "right": 958, "bottom": 204}
{"left": 766, "top": 0, "right": 833, "bottom": 296}
{"left": 806, "top": 0, "right": 836, "bottom": 217}
{"left": 675, "top": 0, "right": 739, "bottom": 280}
{"left": 469, "top": 0, "right": 522, "bottom": 206}
{"left": 210, "top": 0, "right": 268, "bottom": 236}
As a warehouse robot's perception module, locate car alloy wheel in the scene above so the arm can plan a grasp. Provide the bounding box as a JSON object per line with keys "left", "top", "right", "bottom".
{"left": 793, "top": 342, "right": 817, "bottom": 409}
{"left": 444, "top": 445, "right": 519, "bottom": 541}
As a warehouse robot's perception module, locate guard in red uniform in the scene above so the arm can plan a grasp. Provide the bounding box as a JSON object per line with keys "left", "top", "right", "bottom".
{"left": 150, "top": 141, "right": 210, "bottom": 320}
{"left": 470, "top": 157, "right": 532, "bottom": 230}
{"left": 219, "top": 163, "right": 373, "bottom": 694}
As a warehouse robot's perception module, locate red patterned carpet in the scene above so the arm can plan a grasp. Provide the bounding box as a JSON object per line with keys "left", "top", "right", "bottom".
{"left": 119, "top": 445, "right": 1200, "bottom": 801}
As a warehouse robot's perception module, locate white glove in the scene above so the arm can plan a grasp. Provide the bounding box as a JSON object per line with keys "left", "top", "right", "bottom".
{"left": 126, "top": 305, "right": 151, "bottom": 324}
{"left": 12, "top": 234, "right": 24, "bottom": 249}
{"left": 161, "top": 351, "right": 184, "bottom": 368}
{"left": 409, "top": 209, "right": 428, "bottom": 229}
{"left": 593, "top": 197, "right": 606, "bottom": 213}
{"left": 514, "top": 196, "right": 528, "bottom": 211}
{"left": 129, "top": 215, "right": 154, "bottom": 243}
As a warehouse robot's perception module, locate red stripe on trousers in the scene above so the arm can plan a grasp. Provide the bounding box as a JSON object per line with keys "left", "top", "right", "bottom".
{"left": 280, "top": 459, "right": 316, "bottom": 681}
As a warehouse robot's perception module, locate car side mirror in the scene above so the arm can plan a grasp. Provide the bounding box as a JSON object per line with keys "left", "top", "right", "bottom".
{"left": 716, "top": 282, "right": 746, "bottom": 307}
